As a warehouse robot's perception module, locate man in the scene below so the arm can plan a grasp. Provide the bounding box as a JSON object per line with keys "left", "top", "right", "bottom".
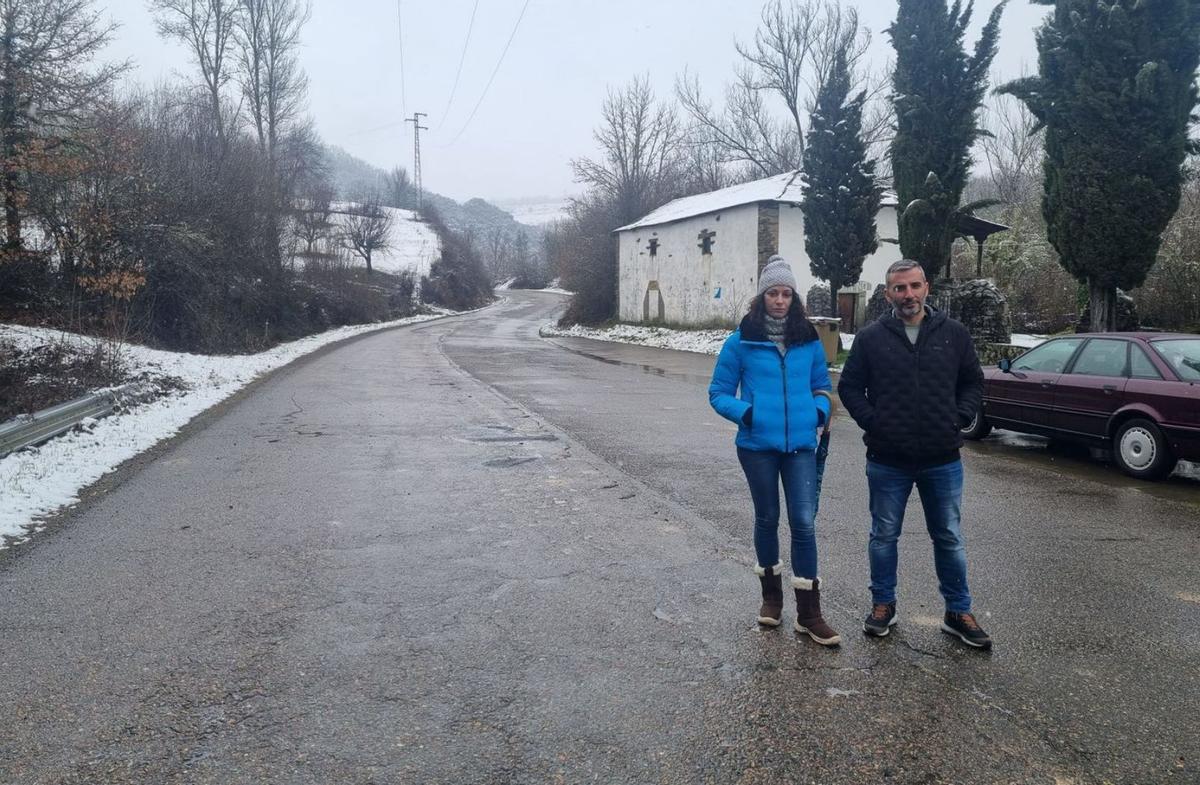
{"left": 837, "top": 260, "right": 991, "bottom": 648}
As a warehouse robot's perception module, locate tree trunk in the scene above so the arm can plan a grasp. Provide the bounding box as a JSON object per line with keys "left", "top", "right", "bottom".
{"left": 3, "top": 166, "right": 19, "bottom": 251}
{"left": 1089, "top": 280, "right": 1115, "bottom": 333}
{"left": 829, "top": 282, "right": 839, "bottom": 320}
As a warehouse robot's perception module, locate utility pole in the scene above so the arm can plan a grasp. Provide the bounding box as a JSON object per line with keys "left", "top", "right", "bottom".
{"left": 406, "top": 112, "right": 428, "bottom": 208}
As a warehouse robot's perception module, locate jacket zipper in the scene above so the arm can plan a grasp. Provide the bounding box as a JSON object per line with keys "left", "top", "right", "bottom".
{"left": 780, "top": 351, "right": 790, "bottom": 452}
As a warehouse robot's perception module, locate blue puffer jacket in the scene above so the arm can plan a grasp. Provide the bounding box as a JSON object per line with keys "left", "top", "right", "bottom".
{"left": 708, "top": 314, "right": 832, "bottom": 453}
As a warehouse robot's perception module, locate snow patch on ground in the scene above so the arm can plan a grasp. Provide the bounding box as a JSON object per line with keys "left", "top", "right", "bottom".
{"left": 1009, "top": 333, "right": 1047, "bottom": 349}
{"left": 0, "top": 315, "right": 446, "bottom": 547}
{"left": 541, "top": 322, "right": 729, "bottom": 356}
{"left": 541, "top": 320, "right": 862, "bottom": 359}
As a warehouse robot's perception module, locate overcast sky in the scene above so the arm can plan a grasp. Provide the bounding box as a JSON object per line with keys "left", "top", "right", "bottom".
{"left": 98, "top": 0, "right": 1049, "bottom": 203}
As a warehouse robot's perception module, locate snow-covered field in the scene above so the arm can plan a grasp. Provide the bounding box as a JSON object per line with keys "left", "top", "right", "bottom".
{"left": 330, "top": 205, "right": 440, "bottom": 277}
{"left": 0, "top": 315, "right": 451, "bottom": 547}
{"left": 492, "top": 197, "right": 572, "bottom": 227}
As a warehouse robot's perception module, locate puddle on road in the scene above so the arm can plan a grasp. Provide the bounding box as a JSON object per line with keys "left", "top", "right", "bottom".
{"left": 543, "top": 338, "right": 715, "bottom": 386}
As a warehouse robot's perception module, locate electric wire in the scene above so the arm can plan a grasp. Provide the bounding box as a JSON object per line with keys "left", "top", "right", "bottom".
{"left": 443, "top": 0, "right": 532, "bottom": 146}
{"left": 345, "top": 119, "right": 406, "bottom": 138}
{"left": 437, "top": 0, "right": 481, "bottom": 131}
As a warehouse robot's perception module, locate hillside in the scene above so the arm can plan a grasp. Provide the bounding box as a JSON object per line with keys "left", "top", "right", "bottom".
{"left": 324, "top": 145, "right": 540, "bottom": 242}
{"left": 329, "top": 204, "right": 440, "bottom": 277}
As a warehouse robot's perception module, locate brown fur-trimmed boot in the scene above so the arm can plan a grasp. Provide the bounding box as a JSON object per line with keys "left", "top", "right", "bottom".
{"left": 754, "top": 562, "right": 784, "bottom": 626}
{"left": 792, "top": 576, "right": 841, "bottom": 646}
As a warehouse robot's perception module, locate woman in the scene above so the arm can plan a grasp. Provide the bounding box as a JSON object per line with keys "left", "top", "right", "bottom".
{"left": 708, "top": 255, "right": 839, "bottom": 646}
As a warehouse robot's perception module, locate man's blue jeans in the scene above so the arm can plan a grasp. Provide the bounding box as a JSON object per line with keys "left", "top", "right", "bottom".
{"left": 737, "top": 447, "right": 818, "bottom": 578}
{"left": 866, "top": 459, "right": 972, "bottom": 613}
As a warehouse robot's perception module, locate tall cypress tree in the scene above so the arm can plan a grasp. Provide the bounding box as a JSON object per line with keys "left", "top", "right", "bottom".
{"left": 889, "top": 0, "right": 1007, "bottom": 278}
{"left": 801, "top": 51, "right": 883, "bottom": 317}
{"left": 1000, "top": 0, "right": 1200, "bottom": 332}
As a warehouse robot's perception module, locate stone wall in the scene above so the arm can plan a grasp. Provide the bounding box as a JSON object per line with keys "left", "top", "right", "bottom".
{"left": 806, "top": 284, "right": 833, "bottom": 317}
{"left": 865, "top": 284, "right": 889, "bottom": 323}
{"left": 756, "top": 203, "right": 780, "bottom": 274}
{"left": 930, "top": 278, "right": 1012, "bottom": 344}
{"left": 976, "top": 342, "right": 1028, "bottom": 366}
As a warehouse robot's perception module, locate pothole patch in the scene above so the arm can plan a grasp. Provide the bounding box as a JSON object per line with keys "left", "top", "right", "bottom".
{"left": 483, "top": 456, "right": 540, "bottom": 468}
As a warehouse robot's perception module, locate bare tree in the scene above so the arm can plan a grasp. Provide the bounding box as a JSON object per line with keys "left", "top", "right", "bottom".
{"left": 571, "top": 75, "right": 683, "bottom": 225}
{"left": 0, "top": 0, "right": 126, "bottom": 250}
{"left": 150, "top": 0, "right": 241, "bottom": 150}
{"left": 384, "top": 166, "right": 413, "bottom": 209}
{"left": 341, "top": 198, "right": 393, "bottom": 276}
{"left": 235, "top": 0, "right": 309, "bottom": 162}
{"left": 294, "top": 180, "right": 334, "bottom": 254}
{"left": 676, "top": 0, "right": 878, "bottom": 179}
{"left": 978, "top": 88, "right": 1043, "bottom": 213}
{"left": 679, "top": 135, "right": 740, "bottom": 195}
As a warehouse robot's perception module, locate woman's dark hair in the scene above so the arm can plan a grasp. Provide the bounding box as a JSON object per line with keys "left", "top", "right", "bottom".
{"left": 748, "top": 291, "right": 818, "bottom": 345}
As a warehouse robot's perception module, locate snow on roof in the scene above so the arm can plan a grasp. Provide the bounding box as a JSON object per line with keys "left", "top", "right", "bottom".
{"left": 615, "top": 171, "right": 803, "bottom": 233}
{"left": 614, "top": 170, "right": 898, "bottom": 233}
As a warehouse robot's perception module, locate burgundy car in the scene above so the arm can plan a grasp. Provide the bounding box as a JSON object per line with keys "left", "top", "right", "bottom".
{"left": 962, "top": 333, "right": 1200, "bottom": 480}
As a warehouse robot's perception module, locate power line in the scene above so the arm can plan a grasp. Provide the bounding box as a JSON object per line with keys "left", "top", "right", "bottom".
{"left": 437, "top": 0, "right": 481, "bottom": 131}
{"left": 444, "top": 0, "right": 532, "bottom": 146}
{"left": 345, "top": 119, "right": 406, "bottom": 138}
{"left": 396, "top": 0, "right": 408, "bottom": 120}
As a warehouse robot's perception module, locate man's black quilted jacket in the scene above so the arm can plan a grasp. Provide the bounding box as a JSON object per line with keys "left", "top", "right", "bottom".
{"left": 837, "top": 307, "right": 985, "bottom": 468}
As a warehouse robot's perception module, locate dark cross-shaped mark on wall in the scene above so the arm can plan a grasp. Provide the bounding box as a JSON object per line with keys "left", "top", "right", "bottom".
{"left": 698, "top": 229, "right": 716, "bottom": 254}
{"left": 648, "top": 238, "right": 659, "bottom": 257}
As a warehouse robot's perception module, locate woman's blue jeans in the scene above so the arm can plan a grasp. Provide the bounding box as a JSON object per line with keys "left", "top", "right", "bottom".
{"left": 737, "top": 447, "right": 818, "bottom": 578}
{"left": 866, "top": 459, "right": 972, "bottom": 613}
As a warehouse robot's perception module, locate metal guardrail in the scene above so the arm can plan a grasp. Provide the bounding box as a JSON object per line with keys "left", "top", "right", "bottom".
{"left": 0, "top": 383, "right": 145, "bottom": 458}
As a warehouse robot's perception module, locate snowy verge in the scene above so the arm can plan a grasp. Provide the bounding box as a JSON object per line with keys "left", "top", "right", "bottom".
{"left": 540, "top": 322, "right": 729, "bottom": 356}
{"left": 0, "top": 313, "right": 448, "bottom": 548}
{"left": 539, "top": 321, "right": 862, "bottom": 358}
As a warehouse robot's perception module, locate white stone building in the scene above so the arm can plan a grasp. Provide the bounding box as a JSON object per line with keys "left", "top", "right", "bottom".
{"left": 614, "top": 170, "right": 901, "bottom": 332}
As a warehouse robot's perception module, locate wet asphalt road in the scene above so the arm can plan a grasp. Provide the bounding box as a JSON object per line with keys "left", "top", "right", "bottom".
{"left": 2, "top": 290, "right": 1198, "bottom": 785}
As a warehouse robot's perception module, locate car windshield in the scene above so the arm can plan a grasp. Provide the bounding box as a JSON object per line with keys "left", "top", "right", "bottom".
{"left": 1152, "top": 339, "right": 1200, "bottom": 381}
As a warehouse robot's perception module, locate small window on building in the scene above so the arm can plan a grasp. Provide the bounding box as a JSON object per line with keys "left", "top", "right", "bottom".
{"left": 698, "top": 229, "right": 716, "bottom": 254}
{"left": 648, "top": 238, "right": 659, "bottom": 257}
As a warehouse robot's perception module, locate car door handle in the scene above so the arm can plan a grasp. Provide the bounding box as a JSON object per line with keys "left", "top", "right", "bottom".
{"left": 1040, "top": 381, "right": 1055, "bottom": 389}
{"left": 1103, "top": 384, "right": 1117, "bottom": 394}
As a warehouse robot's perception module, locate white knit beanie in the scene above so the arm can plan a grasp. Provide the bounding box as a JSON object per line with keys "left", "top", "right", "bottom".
{"left": 757, "top": 255, "right": 797, "bottom": 296}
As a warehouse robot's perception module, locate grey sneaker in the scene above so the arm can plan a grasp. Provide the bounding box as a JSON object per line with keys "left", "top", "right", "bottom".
{"left": 941, "top": 611, "right": 992, "bottom": 649}
{"left": 863, "top": 602, "right": 897, "bottom": 637}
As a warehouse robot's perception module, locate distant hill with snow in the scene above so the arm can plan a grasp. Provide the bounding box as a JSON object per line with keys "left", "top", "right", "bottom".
{"left": 491, "top": 196, "right": 573, "bottom": 227}
{"left": 323, "top": 145, "right": 538, "bottom": 242}
{"left": 330, "top": 204, "right": 439, "bottom": 277}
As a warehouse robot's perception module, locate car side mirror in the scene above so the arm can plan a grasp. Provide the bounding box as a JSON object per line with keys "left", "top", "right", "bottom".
{"left": 998, "top": 358, "right": 1012, "bottom": 373}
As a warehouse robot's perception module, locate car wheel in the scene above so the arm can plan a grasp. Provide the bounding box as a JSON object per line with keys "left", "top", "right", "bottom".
{"left": 1112, "top": 418, "right": 1177, "bottom": 480}
{"left": 961, "top": 406, "right": 992, "bottom": 440}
